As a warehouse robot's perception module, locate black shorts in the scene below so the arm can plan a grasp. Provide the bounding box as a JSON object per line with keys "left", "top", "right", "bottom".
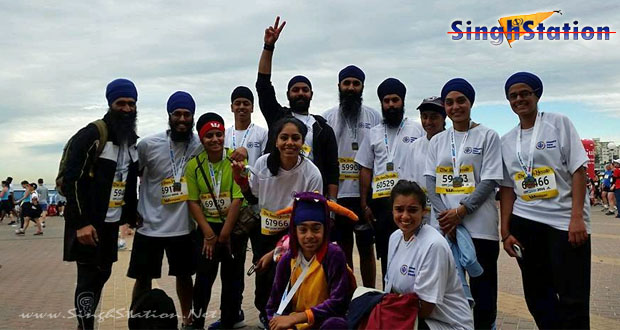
{"left": 603, "top": 186, "right": 611, "bottom": 193}
{"left": 57, "top": 201, "right": 66, "bottom": 207}
{"left": 63, "top": 221, "right": 120, "bottom": 266}
{"left": 1, "top": 200, "right": 12, "bottom": 213}
{"left": 127, "top": 231, "right": 195, "bottom": 279}
{"left": 331, "top": 197, "right": 374, "bottom": 247}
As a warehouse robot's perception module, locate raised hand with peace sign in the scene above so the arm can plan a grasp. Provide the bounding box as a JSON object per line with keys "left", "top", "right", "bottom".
{"left": 264, "top": 16, "right": 286, "bottom": 46}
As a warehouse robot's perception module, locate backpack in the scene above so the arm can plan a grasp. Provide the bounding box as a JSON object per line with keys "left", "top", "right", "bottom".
{"left": 55, "top": 119, "right": 108, "bottom": 196}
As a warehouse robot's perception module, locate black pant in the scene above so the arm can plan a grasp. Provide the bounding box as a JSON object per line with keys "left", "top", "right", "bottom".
{"left": 369, "top": 197, "right": 396, "bottom": 287}
{"left": 253, "top": 229, "right": 285, "bottom": 318}
{"left": 510, "top": 214, "right": 591, "bottom": 329}
{"left": 192, "top": 224, "right": 240, "bottom": 329}
{"left": 470, "top": 238, "right": 499, "bottom": 329}
{"left": 75, "top": 262, "right": 113, "bottom": 330}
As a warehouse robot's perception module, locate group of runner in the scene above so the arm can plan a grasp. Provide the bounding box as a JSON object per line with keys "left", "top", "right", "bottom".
{"left": 58, "top": 16, "right": 594, "bottom": 330}
{"left": 1, "top": 177, "right": 59, "bottom": 236}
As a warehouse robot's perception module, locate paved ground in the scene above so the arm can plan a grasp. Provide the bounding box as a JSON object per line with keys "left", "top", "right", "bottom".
{"left": 1, "top": 206, "right": 619, "bottom": 329}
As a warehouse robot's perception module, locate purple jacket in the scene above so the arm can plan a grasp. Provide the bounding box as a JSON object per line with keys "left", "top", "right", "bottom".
{"left": 266, "top": 243, "right": 353, "bottom": 326}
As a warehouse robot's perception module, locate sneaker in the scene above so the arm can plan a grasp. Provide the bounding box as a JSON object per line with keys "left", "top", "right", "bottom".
{"left": 15, "top": 230, "right": 24, "bottom": 235}
{"left": 118, "top": 239, "right": 127, "bottom": 250}
{"left": 42, "top": 222, "right": 46, "bottom": 228}
{"left": 34, "top": 232, "right": 43, "bottom": 236}
{"left": 208, "top": 310, "right": 245, "bottom": 329}
{"left": 8, "top": 221, "right": 16, "bottom": 226}
{"left": 257, "top": 312, "right": 269, "bottom": 330}
{"left": 606, "top": 211, "right": 616, "bottom": 216}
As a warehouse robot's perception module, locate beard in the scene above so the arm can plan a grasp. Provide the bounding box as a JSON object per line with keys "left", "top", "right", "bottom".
{"left": 108, "top": 108, "right": 137, "bottom": 144}
{"left": 339, "top": 90, "right": 363, "bottom": 121}
{"left": 383, "top": 106, "right": 404, "bottom": 128}
{"left": 288, "top": 95, "right": 311, "bottom": 114}
{"left": 169, "top": 118, "right": 194, "bottom": 142}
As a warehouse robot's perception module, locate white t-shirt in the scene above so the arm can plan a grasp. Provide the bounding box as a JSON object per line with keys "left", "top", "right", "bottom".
{"left": 500, "top": 112, "right": 590, "bottom": 232}
{"left": 355, "top": 118, "right": 425, "bottom": 180}
{"left": 104, "top": 142, "right": 138, "bottom": 223}
{"left": 323, "top": 105, "right": 382, "bottom": 198}
{"left": 424, "top": 124, "right": 503, "bottom": 240}
{"left": 410, "top": 135, "right": 435, "bottom": 223}
{"left": 385, "top": 226, "right": 474, "bottom": 330}
{"left": 250, "top": 154, "right": 323, "bottom": 234}
{"left": 292, "top": 112, "right": 316, "bottom": 161}
{"left": 224, "top": 123, "right": 269, "bottom": 167}
{"left": 137, "top": 131, "right": 203, "bottom": 237}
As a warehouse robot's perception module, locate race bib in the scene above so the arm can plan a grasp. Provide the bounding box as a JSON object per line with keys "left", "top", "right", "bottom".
{"left": 161, "top": 177, "right": 188, "bottom": 205}
{"left": 514, "top": 166, "right": 559, "bottom": 201}
{"left": 435, "top": 165, "right": 476, "bottom": 194}
{"left": 109, "top": 181, "right": 126, "bottom": 208}
{"left": 260, "top": 208, "right": 290, "bottom": 235}
{"left": 372, "top": 172, "right": 399, "bottom": 199}
{"left": 200, "top": 191, "right": 232, "bottom": 218}
{"left": 339, "top": 157, "right": 360, "bottom": 180}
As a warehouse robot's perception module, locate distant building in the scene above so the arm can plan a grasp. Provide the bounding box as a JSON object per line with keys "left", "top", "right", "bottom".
{"left": 594, "top": 138, "right": 619, "bottom": 170}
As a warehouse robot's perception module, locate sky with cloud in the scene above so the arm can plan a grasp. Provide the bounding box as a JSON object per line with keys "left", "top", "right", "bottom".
{"left": 1, "top": 0, "right": 618, "bottom": 183}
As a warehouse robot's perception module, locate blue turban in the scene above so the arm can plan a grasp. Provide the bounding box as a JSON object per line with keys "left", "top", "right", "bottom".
{"left": 287, "top": 75, "right": 312, "bottom": 91}
{"left": 230, "top": 86, "right": 254, "bottom": 103}
{"left": 377, "top": 78, "right": 406, "bottom": 101}
{"left": 105, "top": 78, "right": 137, "bottom": 106}
{"left": 441, "top": 78, "right": 475, "bottom": 105}
{"left": 339, "top": 65, "right": 365, "bottom": 83}
{"left": 504, "top": 72, "right": 543, "bottom": 99}
{"left": 167, "top": 91, "right": 195, "bottom": 114}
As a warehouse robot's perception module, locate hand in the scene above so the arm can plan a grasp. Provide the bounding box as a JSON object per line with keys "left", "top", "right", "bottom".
{"left": 230, "top": 147, "right": 248, "bottom": 162}
{"left": 134, "top": 213, "right": 144, "bottom": 229}
{"left": 437, "top": 207, "right": 463, "bottom": 235}
{"left": 264, "top": 16, "right": 286, "bottom": 46}
{"left": 231, "top": 160, "right": 249, "bottom": 187}
{"left": 202, "top": 234, "right": 217, "bottom": 260}
{"left": 568, "top": 216, "right": 588, "bottom": 247}
{"left": 218, "top": 231, "right": 232, "bottom": 256}
{"left": 362, "top": 204, "right": 374, "bottom": 224}
{"left": 77, "top": 225, "right": 99, "bottom": 246}
{"left": 502, "top": 234, "right": 524, "bottom": 258}
{"left": 269, "top": 315, "right": 297, "bottom": 330}
{"left": 254, "top": 250, "right": 274, "bottom": 274}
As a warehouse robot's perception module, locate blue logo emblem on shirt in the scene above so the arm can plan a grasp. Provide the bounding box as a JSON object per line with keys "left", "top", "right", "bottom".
{"left": 400, "top": 264, "right": 416, "bottom": 276}
{"left": 536, "top": 141, "right": 546, "bottom": 150}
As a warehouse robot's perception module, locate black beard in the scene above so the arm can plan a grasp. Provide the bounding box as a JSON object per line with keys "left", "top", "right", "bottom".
{"left": 383, "top": 107, "right": 404, "bottom": 128}
{"left": 339, "top": 90, "right": 363, "bottom": 122}
{"left": 169, "top": 119, "right": 194, "bottom": 142}
{"left": 108, "top": 109, "right": 137, "bottom": 144}
{"left": 289, "top": 96, "right": 310, "bottom": 114}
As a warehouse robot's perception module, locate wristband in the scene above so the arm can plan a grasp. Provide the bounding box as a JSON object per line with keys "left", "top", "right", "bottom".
{"left": 204, "top": 234, "right": 216, "bottom": 241}
{"left": 263, "top": 43, "right": 274, "bottom": 51}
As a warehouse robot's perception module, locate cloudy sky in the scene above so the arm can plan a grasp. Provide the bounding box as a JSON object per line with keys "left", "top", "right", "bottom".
{"left": 1, "top": 0, "right": 618, "bottom": 183}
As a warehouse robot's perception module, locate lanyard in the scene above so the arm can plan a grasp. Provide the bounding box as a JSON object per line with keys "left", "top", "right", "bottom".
{"left": 169, "top": 135, "right": 190, "bottom": 182}
{"left": 516, "top": 112, "right": 543, "bottom": 178}
{"left": 449, "top": 121, "right": 472, "bottom": 178}
{"left": 115, "top": 144, "right": 127, "bottom": 182}
{"left": 276, "top": 253, "right": 314, "bottom": 315}
{"left": 343, "top": 112, "right": 358, "bottom": 141}
{"left": 231, "top": 123, "right": 254, "bottom": 149}
{"left": 206, "top": 149, "right": 225, "bottom": 199}
{"left": 383, "top": 118, "right": 407, "bottom": 163}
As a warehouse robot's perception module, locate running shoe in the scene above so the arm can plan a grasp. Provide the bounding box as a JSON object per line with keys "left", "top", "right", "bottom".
{"left": 208, "top": 310, "right": 245, "bottom": 329}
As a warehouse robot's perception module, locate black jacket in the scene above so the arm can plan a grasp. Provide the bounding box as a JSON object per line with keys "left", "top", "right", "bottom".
{"left": 256, "top": 73, "right": 339, "bottom": 195}
{"left": 62, "top": 112, "right": 139, "bottom": 231}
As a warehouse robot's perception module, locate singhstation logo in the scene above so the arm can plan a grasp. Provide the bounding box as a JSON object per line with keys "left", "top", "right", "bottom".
{"left": 448, "top": 10, "right": 615, "bottom": 47}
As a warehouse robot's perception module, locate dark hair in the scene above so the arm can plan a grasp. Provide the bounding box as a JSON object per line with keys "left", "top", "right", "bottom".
{"left": 30, "top": 183, "right": 38, "bottom": 190}
{"left": 267, "top": 117, "right": 308, "bottom": 176}
{"left": 38, "top": 178, "right": 44, "bottom": 184}
{"left": 390, "top": 180, "right": 427, "bottom": 210}
{"left": 21, "top": 180, "right": 29, "bottom": 185}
